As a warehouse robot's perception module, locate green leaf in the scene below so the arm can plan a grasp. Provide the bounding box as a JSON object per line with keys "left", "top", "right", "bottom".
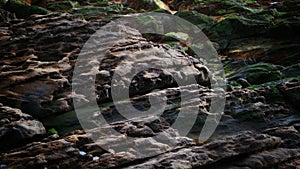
{"left": 47, "top": 128, "right": 58, "bottom": 135}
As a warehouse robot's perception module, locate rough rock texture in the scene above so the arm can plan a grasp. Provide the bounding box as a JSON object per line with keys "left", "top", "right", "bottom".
{"left": 278, "top": 79, "right": 300, "bottom": 111}
{"left": 123, "top": 0, "right": 170, "bottom": 12}
{"left": 0, "top": 104, "right": 46, "bottom": 150}
{"left": 0, "top": 9, "right": 16, "bottom": 23}
{"left": 0, "top": 138, "right": 82, "bottom": 168}
{"left": 0, "top": 115, "right": 195, "bottom": 168}
{"left": 227, "top": 63, "right": 282, "bottom": 85}
{"left": 0, "top": 12, "right": 103, "bottom": 119}
{"left": 2, "top": 127, "right": 300, "bottom": 169}
{"left": 220, "top": 148, "right": 300, "bottom": 169}
{"left": 222, "top": 87, "right": 294, "bottom": 133}
{"left": 1, "top": 0, "right": 300, "bottom": 168}
{"left": 264, "top": 126, "right": 300, "bottom": 148}
{"left": 0, "top": 12, "right": 210, "bottom": 120}
{"left": 126, "top": 131, "right": 282, "bottom": 169}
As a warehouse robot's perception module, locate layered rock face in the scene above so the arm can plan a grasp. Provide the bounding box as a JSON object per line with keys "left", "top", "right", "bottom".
{"left": 0, "top": 12, "right": 105, "bottom": 119}
{"left": 1, "top": 0, "right": 300, "bottom": 168}
{"left": 1, "top": 125, "right": 300, "bottom": 168}
{"left": 0, "top": 11, "right": 210, "bottom": 119}
{"left": 0, "top": 104, "right": 45, "bottom": 150}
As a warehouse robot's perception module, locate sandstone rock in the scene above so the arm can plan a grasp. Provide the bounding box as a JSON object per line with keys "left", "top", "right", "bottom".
{"left": 264, "top": 126, "right": 300, "bottom": 148}
{"left": 0, "top": 12, "right": 104, "bottom": 118}
{"left": 223, "top": 87, "right": 292, "bottom": 134}
{"left": 1, "top": 2, "right": 300, "bottom": 168}
{"left": 0, "top": 104, "right": 45, "bottom": 150}
{"left": 0, "top": 12, "right": 210, "bottom": 123}
{"left": 221, "top": 148, "right": 300, "bottom": 169}
{"left": 0, "top": 139, "right": 83, "bottom": 168}
{"left": 3, "top": 127, "right": 296, "bottom": 169}
{"left": 124, "top": 131, "right": 282, "bottom": 169}
{"left": 278, "top": 79, "right": 300, "bottom": 111}
{"left": 0, "top": 115, "right": 195, "bottom": 168}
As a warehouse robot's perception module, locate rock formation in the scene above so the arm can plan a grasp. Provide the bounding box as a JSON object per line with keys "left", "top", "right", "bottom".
{"left": 0, "top": 0, "right": 300, "bottom": 168}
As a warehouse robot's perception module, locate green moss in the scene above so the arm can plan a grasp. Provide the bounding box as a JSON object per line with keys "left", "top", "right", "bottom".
{"left": 141, "top": 0, "right": 148, "bottom": 4}
{"left": 282, "top": 64, "right": 300, "bottom": 78}
{"left": 136, "top": 15, "right": 163, "bottom": 33}
{"left": 247, "top": 85, "right": 261, "bottom": 90}
{"left": 47, "top": 1, "right": 73, "bottom": 11}
{"left": 227, "top": 63, "right": 282, "bottom": 85}
{"left": 164, "top": 32, "right": 190, "bottom": 42}
{"left": 96, "top": 0, "right": 109, "bottom": 5}
{"left": 217, "top": 9, "right": 235, "bottom": 15}
{"left": 165, "top": 41, "right": 180, "bottom": 47}
{"left": 210, "top": 18, "right": 234, "bottom": 38}
{"left": 72, "top": 6, "right": 107, "bottom": 19}
{"left": 208, "top": 7, "right": 275, "bottom": 40}
{"left": 152, "top": 8, "right": 172, "bottom": 14}
{"left": 47, "top": 128, "right": 58, "bottom": 135}
{"left": 223, "top": 61, "right": 238, "bottom": 75}
{"left": 175, "top": 10, "right": 217, "bottom": 30}
{"left": 153, "top": 0, "right": 166, "bottom": 9}
{"left": 193, "top": 0, "right": 263, "bottom": 17}
{"left": 248, "top": 84, "right": 285, "bottom": 105}
{"left": 247, "top": 71, "right": 278, "bottom": 83}
{"left": 266, "top": 85, "right": 285, "bottom": 105}
{"left": 3, "top": 0, "right": 50, "bottom": 18}
{"left": 71, "top": 3, "right": 134, "bottom": 20}
{"left": 231, "top": 81, "right": 241, "bottom": 87}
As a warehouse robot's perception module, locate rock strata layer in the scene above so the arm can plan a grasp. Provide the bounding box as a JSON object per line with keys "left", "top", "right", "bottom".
{"left": 1, "top": 124, "right": 300, "bottom": 169}
{"left": 0, "top": 104, "right": 46, "bottom": 150}
{"left": 1, "top": 1, "right": 300, "bottom": 168}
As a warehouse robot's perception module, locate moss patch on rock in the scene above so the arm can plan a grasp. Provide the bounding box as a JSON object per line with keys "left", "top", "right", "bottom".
{"left": 175, "top": 10, "right": 217, "bottom": 31}
{"left": 227, "top": 63, "right": 282, "bottom": 85}
{"left": 2, "top": 0, "right": 49, "bottom": 18}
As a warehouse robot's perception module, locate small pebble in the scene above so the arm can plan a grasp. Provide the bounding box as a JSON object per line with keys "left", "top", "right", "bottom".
{"left": 79, "top": 151, "right": 87, "bottom": 156}
{"left": 93, "top": 156, "right": 99, "bottom": 161}
{"left": 270, "top": 2, "right": 279, "bottom": 5}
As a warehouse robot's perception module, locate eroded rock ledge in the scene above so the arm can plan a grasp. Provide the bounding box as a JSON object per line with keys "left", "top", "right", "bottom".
{"left": 0, "top": 11, "right": 210, "bottom": 120}
{"left": 0, "top": 104, "right": 45, "bottom": 150}
{"left": 1, "top": 119, "right": 300, "bottom": 169}
{"left": 1, "top": 7, "right": 300, "bottom": 169}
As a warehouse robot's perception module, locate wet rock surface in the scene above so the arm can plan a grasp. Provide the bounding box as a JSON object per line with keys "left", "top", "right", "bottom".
{"left": 1, "top": 0, "right": 300, "bottom": 168}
